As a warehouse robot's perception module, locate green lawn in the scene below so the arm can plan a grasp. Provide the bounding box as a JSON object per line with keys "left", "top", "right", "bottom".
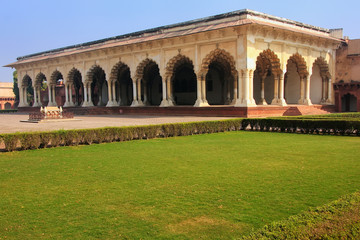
{"left": 0, "top": 131, "right": 359, "bottom": 239}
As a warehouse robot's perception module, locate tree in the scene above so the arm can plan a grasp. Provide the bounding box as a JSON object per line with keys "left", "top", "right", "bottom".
{"left": 13, "top": 71, "right": 19, "bottom": 101}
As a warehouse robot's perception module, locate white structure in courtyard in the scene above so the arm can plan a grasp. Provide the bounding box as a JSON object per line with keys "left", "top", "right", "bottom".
{"left": 5, "top": 9, "right": 343, "bottom": 110}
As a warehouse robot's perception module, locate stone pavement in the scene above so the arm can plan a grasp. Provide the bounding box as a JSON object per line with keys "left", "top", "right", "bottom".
{"left": 0, "top": 113, "right": 232, "bottom": 134}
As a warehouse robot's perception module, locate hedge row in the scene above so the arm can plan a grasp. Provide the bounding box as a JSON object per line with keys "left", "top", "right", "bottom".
{"left": 241, "top": 191, "right": 360, "bottom": 239}
{"left": 0, "top": 109, "right": 17, "bottom": 114}
{"left": 1, "top": 117, "right": 359, "bottom": 152}
{"left": 243, "top": 118, "right": 360, "bottom": 135}
{"left": 0, "top": 119, "right": 243, "bottom": 152}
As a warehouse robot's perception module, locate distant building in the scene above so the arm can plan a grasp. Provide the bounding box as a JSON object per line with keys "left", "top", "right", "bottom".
{"left": 0, "top": 82, "right": 16, "bottom": 109}
{"left": 334, "top": 39, "right": 360, "bottom": 112}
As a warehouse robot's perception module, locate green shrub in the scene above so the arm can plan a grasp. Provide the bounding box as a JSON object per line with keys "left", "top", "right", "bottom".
{"left": 19, "top": 133, "right": 41, "bottom": 150}
{"left": 241, "top": 191, "right": 360, "bottom": 239}
{"left": 2, "top": 134, "right": 18, "bottom": 152}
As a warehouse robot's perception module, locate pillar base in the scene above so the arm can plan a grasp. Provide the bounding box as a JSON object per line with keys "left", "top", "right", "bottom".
{"left": 320, "top": 98, "right": 327, "bottom": 105}
{"left": 82, "top": 101, "right": 94, "bottom": 107}
{"left": 277, "top": 98, "right": 287, "bottom": 106}
{"left": 63, "top": 101, "right": 75, "bottom": 107}
{"left": 106, "top": 101, "right": 118, "bottom": 107}
{"left": 235, "top": 99, "right": 257, "bottom": 107}
{"left": 33, "top": 102, "right": 41, "bottom": 107}
{"left": 298, "top": 98, "right": 306, "bottom": 105}
{"left": 160, "top": 99, "right": 175, "bottom": 107}
{"left": 131, "top": 100, "right": 144, "bottom": 107}
{"left": 303, "top": 98, "right": 312, "bottom": 106}
{"left": 258, "top": 98, "right": 268, "bottom": 105}
{"left": 47, "top": 102, "right": 57, "bottom": 107}
{"left": 194, "top": 99, "right": 210, "bottom": 107}
{"left": 18, "top": 103, "right": 28, "bottom": 107}
{"left": 325, "top": 98, "right": 332, "bottom": 105}
{"left": 271, "top": 98, "right": 279, "bottom": 105}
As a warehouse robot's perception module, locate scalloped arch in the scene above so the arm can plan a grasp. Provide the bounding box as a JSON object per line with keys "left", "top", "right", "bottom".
{"left": 200, "top": 48, "right": 237, "bottom": 77}
{"left": 67, "top": 68, "right": 82, "bottom": 82}
{"left": 287, "top": 53, "right": 308, "bottom": 78}
{"left": 50, "top": 70, "right": 63, "bottom": 85}
{"left": 35, "top": 72, "right": 46, "bottom": 86}
{"left": 109, "top": 61, "right": 131, "bottom": 82}
{"left": 135, "top": 58, "right": 158, "bottom": 82}
{"left": 165, "top": 54, "right": 194, "bottom": 80}
{"left": 85, "top": 65, "right": 105, "bottom": 83}
{"left": 256, "top": 49, "right": 282, "bottom": 77}
{"left": 313, "top": 57, "right": 330, "bottom": 79}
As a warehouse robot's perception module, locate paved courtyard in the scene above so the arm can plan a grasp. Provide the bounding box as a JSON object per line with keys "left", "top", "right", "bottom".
{"left": 0, "top": 113, "right": 232, "bottom": 134}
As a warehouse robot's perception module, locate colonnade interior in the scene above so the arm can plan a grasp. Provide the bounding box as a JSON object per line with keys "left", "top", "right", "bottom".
{"left": 19, "top": 49, "right": 332, "bottom": 108}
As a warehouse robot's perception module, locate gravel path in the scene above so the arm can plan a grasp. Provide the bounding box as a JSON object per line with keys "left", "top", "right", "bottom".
{"left": 0, "top": 113, "right": 233, "bottom": 134}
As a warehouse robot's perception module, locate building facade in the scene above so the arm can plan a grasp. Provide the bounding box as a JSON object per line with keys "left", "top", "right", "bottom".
{"left": 0, "top": 82, "right": 16, "bottom": 109}
{"left": 5, "top": 10, "right": 342, "bottom": 113}
{"left": 334, "top": 39, "right": 360, "bottom": 112}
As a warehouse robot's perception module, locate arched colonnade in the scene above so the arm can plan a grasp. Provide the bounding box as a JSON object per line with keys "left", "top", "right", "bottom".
{"left": 18, "top": 49, "right": 332, "bottom": 108}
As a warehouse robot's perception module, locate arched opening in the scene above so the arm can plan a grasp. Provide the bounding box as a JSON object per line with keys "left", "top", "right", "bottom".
{"left": 201, "top": 49, "right": 237, "bottom": 105}
{"left": 137, "top": 60, "right": 162, "bottom": 106}
{"left": 87, "top": 66, "right": 108, "bottom": 106}
{"left": 254, "top": 49, "right": 282, "bottom": 105}
{"left": 68, "top": 68, "right": 84, "bottom": 106}
{"left": 50, "top": 70, "right": 65, "bottom": 106}
{"left": 284, "top": 54, "right": 308, "bottom": 104}
{"left": 110, "top": 62, "right": 133, "bottom": 106}
{"left": 22, "top": 75, "right": 33, "bottom": 106}
{"left": 285, "top": 61, "right": 301, "bottom": 104}
{"left": 205, "top": 62, "right": 229, "bottom": 105}
{"left": 172, "top": 61, "right": 197, "bottom": 105}
{"left": 341, "top": 93, "right": 357, "bottom": 112}
{"left": 35, "top": 73, "right": 48, "bottom": 106}
{"left": 4, "top": 102, "right": 12, "bottom": 110}
{"left": 311, "top": 57, "right": 329, "bottom": 104}
{"left": 310, "top": 65, "right": 323, "bottom": 104}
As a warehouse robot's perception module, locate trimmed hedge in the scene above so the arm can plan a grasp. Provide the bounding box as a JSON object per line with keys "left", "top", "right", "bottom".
{"left": 0, "top": 109, "right": 17, "bottom": 114}
{"left": 241, "top": 191, "right": 360, "bottom": 239}
{"left": 0, "top": 117, "right": 359, "bottom": 152}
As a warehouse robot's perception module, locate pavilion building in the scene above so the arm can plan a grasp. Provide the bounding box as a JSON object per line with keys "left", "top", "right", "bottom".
{"left": 5, "top": 9, "right": 344, "bottom": 117}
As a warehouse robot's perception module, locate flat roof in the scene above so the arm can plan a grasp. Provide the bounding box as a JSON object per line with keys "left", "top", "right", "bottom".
{"left": 7, "top": 9, "right": 340, "bottom": 66}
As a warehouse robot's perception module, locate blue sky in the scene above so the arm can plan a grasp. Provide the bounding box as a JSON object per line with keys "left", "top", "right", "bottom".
{"left": 1, "top": 0, "right": 359, "bottom": 82}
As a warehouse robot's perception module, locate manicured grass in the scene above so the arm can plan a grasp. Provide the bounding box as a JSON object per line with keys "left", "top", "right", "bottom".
{"left": 0, "top": 131, "right": 359, "bottom": 239}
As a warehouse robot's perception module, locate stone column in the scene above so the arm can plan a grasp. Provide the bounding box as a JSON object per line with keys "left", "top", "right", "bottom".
{"left": 232, "top": 75, "right": 238, "bottom": 105}
{"left": 326, "top": 78, "right": 332, "bottom": 104}
{"left": 304, "top": 75, "right": 312, "bottom": 105}
{"left": 69, "top": 84, "right": 74, "bottom": 106}
{"left": 18, "top": 87, "right": 24, "bottom": 107}
{"left": 194, "top": 75, "right": 209, "bottom": 107}
{"left": 271, "top": 75, "right": 279, "bottom": 105}
{"left": 33, "top": 87, "right": 40, "bottom": 107}
{"left": 47, "top": 86, "right": 52, "bottom": 106}
{"left": 137, "top": 80, "right": 144, "bottom": 106}
{"left": 234, "top": 73, "right": 243, "bottom": 106}
{"left": 259, "top": 75, "right": 267, "bottom": 105}
{"left": 237, "top": 69, "right": 256, "bottom": 107}
{"left": 24, "top": 87, "right": 29, "bottom": 106}
{"left": 278, "top": 74, "right": 287, "bottom": 106}
{"left": 64, "top": 84, "right": 70, "bottom": 107}
{"left": 106, "top": 81, "right": 117, "bottom": 107}
{"left": 88, "top": 84, "right": 94, "bottom": 106}
{"left": 112, "top": 82, "right": 116, "bottom": 102}
{"left": 321, "top": 76, "right": 327, "bottom": 104}
{"left": 160, "top": 78, "right": 168, "bottom": 107}
{"left": 298, "top": 77, "right": 305, "bottom": 104}
{"left": 52, "top": 86, "right": 56, "bottom": 106}
{"left": 131, "top": 80, "right": 138, "bottom": 106}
